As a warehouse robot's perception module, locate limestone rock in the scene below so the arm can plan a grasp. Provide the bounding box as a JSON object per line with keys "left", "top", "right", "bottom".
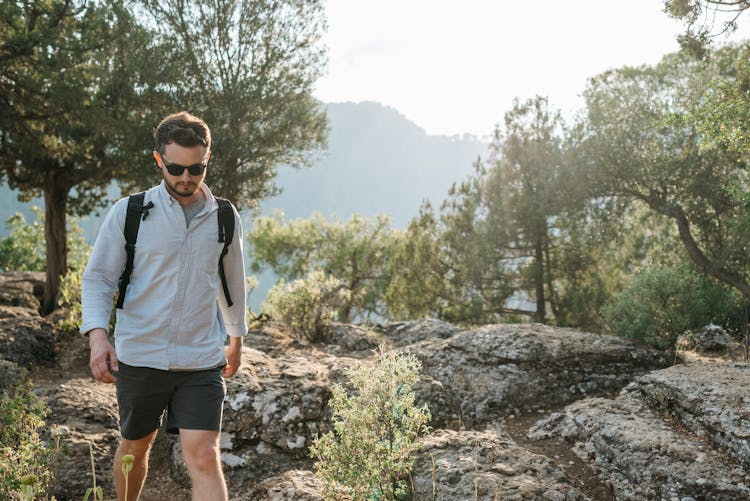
{"left": 411, "top": 323, "right": 668, "bottom": 427}
{"left": 528, "top": 379, "right": 750, "bottom": 500}
{"left": 411, "top": 429, "right": 590, "bottom": 500}
{"left": 36, "top": 377, "right": 120, "bottom": 500}
{"left": 232, "top": 469, "right": 324, "bottom": 500}
{"left": 0, "top": 271, "right": 44, "bottom": 311}
{"left": 0, "top": 304, "right": 39, "bottom": 319}
{"left": 319, "top": 322, "right": 382, "bottom": 356}
{"left": 5, "top": 296, "right": 736, "bottom": 501}
{"left": 630, "top": 362, "right": 750, "bottom": 469}
{"left": 376, "top": 319, "right": 461, "bottom": 346}
{"left": 0, "top": 315, "right": 55, "bottom": 368}
{"left": 208, "top": 344, "right": 357, "bottom": 487}
{"left": 676, "top": 325, "right": 743, "bottom": 359}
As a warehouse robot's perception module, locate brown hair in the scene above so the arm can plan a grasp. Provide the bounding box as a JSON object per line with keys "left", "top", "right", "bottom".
{"left": 154, "top": 111, "right": 211, "bottom": 153}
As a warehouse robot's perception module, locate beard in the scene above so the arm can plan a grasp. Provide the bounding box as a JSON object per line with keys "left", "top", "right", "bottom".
{"left": 165, "top": 178, "right": 200, "bottom": 198}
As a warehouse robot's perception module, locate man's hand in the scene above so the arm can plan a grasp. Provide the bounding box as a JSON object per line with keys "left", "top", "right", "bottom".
{"left": 88, "top": 328, "right": 119, "bottom": 383}
{"left": 222, "top": 336, "right": 243, "bottom": 378}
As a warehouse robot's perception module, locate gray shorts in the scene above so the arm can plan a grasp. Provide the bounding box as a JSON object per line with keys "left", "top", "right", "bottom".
{"left": 114, "top": 362, "right": 226, "bottom": 440}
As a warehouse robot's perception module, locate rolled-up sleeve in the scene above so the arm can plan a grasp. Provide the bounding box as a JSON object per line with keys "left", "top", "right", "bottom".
{"left": 218, "top": 206, "right": 248, "bottom": 337}
{"left": 80, "top": 199, "right": 127, "bottom": 335}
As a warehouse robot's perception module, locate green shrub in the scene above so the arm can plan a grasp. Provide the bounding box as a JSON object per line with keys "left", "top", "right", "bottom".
{"left": 0, "top": 209, "right": 46, "bottom": 272}
{"left": 56, "top": 267, "right": 85, "bottom": 335}
{"left": 0, "top": 206, "right": 90, "bottom": 273}
{"left": 310, "top": 347, "right": 431, "bottom": 501}
{"left": 602, "top": 265, "right": 741, "bottom": 349}
{"left": 263, "top": 271, "right": 351, "bottom": 341}
{"left": 0, "top": 383, "right": 63, "bottom": 500}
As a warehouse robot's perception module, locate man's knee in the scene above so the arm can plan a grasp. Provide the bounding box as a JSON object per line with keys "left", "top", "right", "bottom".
{"left": 181, "top": 431, "right": 222, "bottom": 474}
{"left": 119, "top": 431, "right": 158, "bottom": 459}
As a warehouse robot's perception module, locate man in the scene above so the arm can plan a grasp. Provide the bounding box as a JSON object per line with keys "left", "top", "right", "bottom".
{"left": 81, "top": 111, "right": 247, "bottom": 501}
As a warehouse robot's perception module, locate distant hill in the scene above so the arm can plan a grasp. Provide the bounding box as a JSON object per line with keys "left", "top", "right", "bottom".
{"left": 262, "top": 101, "right": 488, "bottom": 227}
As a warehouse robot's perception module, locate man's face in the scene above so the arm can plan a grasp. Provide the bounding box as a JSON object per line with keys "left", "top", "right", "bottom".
{"left": 154, "top": 143, "right": 210, "bottom": 199}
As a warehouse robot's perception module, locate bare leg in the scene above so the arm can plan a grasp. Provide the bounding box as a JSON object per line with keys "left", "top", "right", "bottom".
{"left": 114, "top": 431, "right": 158, "bottom": 501}
{"left": 179, "top": 429, "right": 227, "bottom": 501}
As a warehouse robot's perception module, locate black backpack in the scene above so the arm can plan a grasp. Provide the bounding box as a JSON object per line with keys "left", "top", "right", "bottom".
{"left": 115, "top": 191, "right": 236, "bottom": 309}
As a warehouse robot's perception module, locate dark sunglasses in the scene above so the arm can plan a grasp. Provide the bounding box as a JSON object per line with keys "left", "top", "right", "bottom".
{"left": 162, "top": 158, "right": 208, "bottom": 176}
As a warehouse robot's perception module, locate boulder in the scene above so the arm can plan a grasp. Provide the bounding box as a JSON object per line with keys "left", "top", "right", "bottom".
{"left": 528, "top": 366, "right": 750, "bottom": 501}
{"left": 172, "top": 344, "right": 359, "bottom": 486}
{"left": 376, "top": 319, "right": 461, "bottom": 346}
{"left": 319, "top": 322, "right": 383, "bottom": 356}
{"left": 0, "top": 304, "right": 39, "bottom": 319}
{"left": 410, "top": 324, "right": 668, "bottom": 427}
{"left": 411, "top": 429, "right": 590, "bottom": 500}
{"left": 36, "top": 377, "right": 120, "bottom": 500}
{"left": 0, "top": 271, "right": 44, "bottom": 311}
{"left": 0, "top": 315, "right": 56, "bottom": 368}
{"left": 629, "top": 362, "right": 750, "bottom": 469}
{"left": 676, "top": 325, "right": 743, "bottom": 359}
{"left": 232, "top": 469, "right": 324, "bottom": 500}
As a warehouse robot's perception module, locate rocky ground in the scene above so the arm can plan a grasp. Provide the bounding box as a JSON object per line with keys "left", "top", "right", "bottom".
{"left": 1, "top": 271, "right": 748, "bottom": 500}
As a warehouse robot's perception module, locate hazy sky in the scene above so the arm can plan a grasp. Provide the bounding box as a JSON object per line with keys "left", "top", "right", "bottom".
{"left": 314, "top": 0, "right": 748, "bottom": 137}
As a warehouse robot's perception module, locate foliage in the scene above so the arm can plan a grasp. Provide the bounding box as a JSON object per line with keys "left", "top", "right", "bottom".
{"left": 0, "top": 383, "right": 63, "bottom": 500}
{"left": 310, "top": 348, "right": 431, "bottom": 501}
{"left": 82, "top": 441, "right": 103, "bottom": 501}
{"left": 250, "top": 211, "right": 401, "bottom": 322}
{"left": 579, "top": 45, "right": 750, "bottom": 304}
{"left": 388, "top": 96, "right": 611, "bottom": 326}
{"left": 139, "top": 0, "right": 328, "bottom": 207}
{"left": 0, "top": 207, "right": 90, "bottom": 273}
{"left": 1, "top": 0, "right": 329, "bottom": 313}
{"left": 386, "top": 193, "right": 515, "bottom": 325}
{"left": 263, "top": 271, "right": 351, "bottom": 341}
{"left": 663, "top": 0, "right": 750, "bottom": 56}
{"left": 384, "top": 202, "right": 447, "bottom": 321}
{"left": 0, "top": 0, "right": 172, "bottom": 312}
{"left": 602, "top": 264, "right": 742, "bottom": 349}
{"left": 56, "top": 266, "right": 86, "bottom": 335}
{"left": 489, "top": 96, "right": 567, "bottom": 322}
{"left": 0, "top": 210, "right": 45, "bottom": 272}
{"left": 691, "top": 45, "right": 750, "bottom": 155}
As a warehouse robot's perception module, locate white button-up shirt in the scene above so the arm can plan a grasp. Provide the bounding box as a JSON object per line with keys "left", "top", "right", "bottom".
{"left": 81, "top": 181, "right": 247, "bottom": 370}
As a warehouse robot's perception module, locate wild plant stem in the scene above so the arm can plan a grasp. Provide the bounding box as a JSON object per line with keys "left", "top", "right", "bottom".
{"left": 88, "top": 442, "right": 97, "bottom": 496}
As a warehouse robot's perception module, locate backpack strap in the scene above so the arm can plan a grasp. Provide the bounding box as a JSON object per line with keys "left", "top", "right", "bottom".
{"left": 216, "top": 197, "right": 235, "bottom": 307}
{"left": 116, "top": 192, "right": 146, "bottom": 309}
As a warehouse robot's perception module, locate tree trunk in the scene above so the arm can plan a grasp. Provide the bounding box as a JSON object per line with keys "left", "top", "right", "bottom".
{"left": 42, "top": 171, "right": 70, "bottom": 314}
{"left": 533, "top": 237, "right": 546, "bottom": 323}
{"left": 643, "top": 194, "right": 750, "bottom": 301}
{"left": 543, "top": 234, "right": 559, "bottom": 320}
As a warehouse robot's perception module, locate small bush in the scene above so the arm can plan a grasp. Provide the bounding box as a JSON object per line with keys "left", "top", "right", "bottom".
{"left": 0, "top": 207, "right": 90, "bottom": 273}
{"left": 0, "top": 209, "right": 46, "bottom": 272}
{"left": 263, "top": 270, "right": 351, "bottom": 341}
{"left": 0, "top": 383, "right": 63, "bottom": 500}
{"left": 310, "top": 347, "right": 431, "bottom": 500}
{"left": 56, "top": 267, "right": 84, "bottom": 335}
{"left": 602, "top": 265, "right": 741, "bottom": 349}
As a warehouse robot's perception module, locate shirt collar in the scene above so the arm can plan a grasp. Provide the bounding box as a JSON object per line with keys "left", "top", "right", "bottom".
{"left": 157, "top": 180, "right": 217, "bottom": 210}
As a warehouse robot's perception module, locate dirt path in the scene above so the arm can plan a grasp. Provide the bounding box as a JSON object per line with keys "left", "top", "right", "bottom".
{"left": 31, "top": 336, "right": 192, "bottom": 501}
{"left": 504, "top": 410, "right": 614, "bottom": 501}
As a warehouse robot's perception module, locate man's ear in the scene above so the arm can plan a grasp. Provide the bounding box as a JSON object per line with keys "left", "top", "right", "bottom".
{"left": 152, "top": 150, "right": 162, "bottom": 168}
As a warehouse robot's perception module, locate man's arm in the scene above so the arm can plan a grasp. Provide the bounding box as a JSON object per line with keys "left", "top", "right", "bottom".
{"left": 81, "top": 199, "right": 127, "bottom": 383}
{"left": 219, "top": 205, "right": 248, "bottom": 378}
{"left": 222, "top": 336, "right": 243, "bottom": 378}
{"left": 89, "top": 328, "right": 119, "bottom": 383}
